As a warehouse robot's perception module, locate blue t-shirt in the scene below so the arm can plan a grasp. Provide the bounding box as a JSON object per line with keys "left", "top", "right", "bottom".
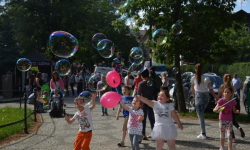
{"left": 121, "top": 96, "right": 133, "bottom": 117}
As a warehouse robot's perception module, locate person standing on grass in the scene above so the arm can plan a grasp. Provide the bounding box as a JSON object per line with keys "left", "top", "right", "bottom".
{"left": 217, "top": 74, "right": 245, "bottom": 142}
{"left": 64, "top": 92, "right": 97, "bottom": 150}
{"left": 213, "top": 87, "right": 240, "bottom": 150}
{"left": 191, "top": 63, "right": 218, "bottom": 139}
{"left": 132, "top": 71, "right": 142, "bottom": 97}
{"left": 116, "top": 85, "right": 134, "bottom": 147}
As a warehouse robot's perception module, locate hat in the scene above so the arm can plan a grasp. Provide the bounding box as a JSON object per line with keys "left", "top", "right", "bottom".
{"left": 139, "top": 67, "right": 149, "bottom": 74}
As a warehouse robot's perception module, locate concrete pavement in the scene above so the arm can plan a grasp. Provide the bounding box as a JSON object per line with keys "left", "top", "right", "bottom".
{"left": 0, "top": 96, "right": 250, "bottom": 150}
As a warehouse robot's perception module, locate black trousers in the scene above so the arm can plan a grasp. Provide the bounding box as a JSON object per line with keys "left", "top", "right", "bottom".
{"left": 142, "top": 103, "right": 155, "bottom": 136}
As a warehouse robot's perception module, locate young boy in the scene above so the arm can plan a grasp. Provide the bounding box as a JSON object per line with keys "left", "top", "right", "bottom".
{"left": 64, "top": 92, "right": 97, "bottom": 150}
{"left": 116, "top": 86, "right": 134, "bottom": 147}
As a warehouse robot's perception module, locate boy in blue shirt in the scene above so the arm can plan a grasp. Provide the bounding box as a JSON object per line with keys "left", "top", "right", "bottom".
{"left": 116, "top": 85, "right": 133, "bottom": 147}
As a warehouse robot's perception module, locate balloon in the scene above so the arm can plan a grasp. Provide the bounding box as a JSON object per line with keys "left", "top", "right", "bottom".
{"left": 92, "top": 33, "right": 107, "bottom": 50}
{"left": 49, "top": 31, "right": 78, "bottom": 58}
{"left": 106, "top": 71, "right": 121, "bottom": 88}
{"left": 100, "top": 91, "right": 121, "bottom": 108}
{"left": 16, "top": 58, "right": 32, "bottom": 72}
{"left": 152, "top": 29, "right": 168, "bottom": 45}
{"left": 55, "top": 59, "right": 71, "bottom": 76}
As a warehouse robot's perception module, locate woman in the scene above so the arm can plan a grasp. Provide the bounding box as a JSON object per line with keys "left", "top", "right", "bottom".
{"left": 124, "top": 71, "right": 132, "bottom": 88}
{"left": 35, "top": 72, "right": 43, "bottom": 103}
{"left": 26, "top": 71, "right": 33, "bottom": 97}
{"left": 132, "top": 71, "right": 142, "bottom": 97}
{"left": 149, "top": 66, "right": 162, "bottom": 90}
{"left": 191, "top": 63, "right": 218, "bottom": 139}
{"left": 160, "top": 72, "right": 169, "bottom": 91}
{"left": 50, "top": 71, "right": 64, "bottom": 91}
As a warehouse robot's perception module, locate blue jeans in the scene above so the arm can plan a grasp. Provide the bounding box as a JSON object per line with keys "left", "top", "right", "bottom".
{"left": 195, "top": 92, "right": 209, "bottom": 134}
{"left": 129, "top": 134, "right": 140, "bottom": 150}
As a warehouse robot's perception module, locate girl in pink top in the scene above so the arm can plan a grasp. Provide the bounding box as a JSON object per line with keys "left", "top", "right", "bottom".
{"left": 213, "top": 86, "right": 240, "bottom": 150}
{"left": 50, "top": 71, "right": 64, "bottom": 91}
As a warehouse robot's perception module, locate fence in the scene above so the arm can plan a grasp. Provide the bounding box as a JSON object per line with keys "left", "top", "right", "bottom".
{"left": 0, "top": 88, "right": 37, "bottom": 134}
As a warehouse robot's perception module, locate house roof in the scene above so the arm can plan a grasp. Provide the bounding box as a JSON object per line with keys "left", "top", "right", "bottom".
{"left": 26, "top": 49, "right": 52, "bottom": 62}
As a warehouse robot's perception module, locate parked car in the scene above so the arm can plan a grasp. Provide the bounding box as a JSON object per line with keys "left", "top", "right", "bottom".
{"left": 170, "top": 72, "right": 225, "bottom": 111}
{"left": 243, "top": 76, "right": 250, "bottom": 113}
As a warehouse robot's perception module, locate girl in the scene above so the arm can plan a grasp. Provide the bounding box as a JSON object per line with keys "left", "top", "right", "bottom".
{"left": 119, "top": 96, "right": 144, "bottom": 150}
{"left": 137, "top": 90, "right": 183, "bottom": 150}
{"left": 161, "top": 72, "right": 169, "bottom": 91}
{"left": 217, "top": 74, "right": 245, "bottom": 142}
{"left": 213, "top": 86, "right": 240, "bottom": 150}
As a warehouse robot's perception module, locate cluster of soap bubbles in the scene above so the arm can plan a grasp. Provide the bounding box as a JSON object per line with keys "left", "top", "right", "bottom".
{"left": 92, "top": 33, "right": 115, "bottom": 58}
{"left": 16, "top": 58, "right": 32, "bottom": 72}
{"left": 128, "top": 47, "right": 144, "bottom": 72}
{"left": 49, "top": 31, "right": 79, "bottom": 76}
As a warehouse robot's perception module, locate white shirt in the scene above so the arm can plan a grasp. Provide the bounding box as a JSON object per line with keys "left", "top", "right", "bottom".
{"left": 191, "top": 75, "right": 211, "bottom": 92}
{"left": 52, "top": 81, "right": 59, "bottom": 89}
{"left": 73, "top": 107, "right": 93, "bottom": 132}
{"left": 232, "top": 77, "right": 241, "bottom": 90}
{"left": 124, "top": 75, "right": 132, "bottom": 87}
{"left": 153, "top": 101, "right": 175, "bottom": 126}
{"left": 52, "top": 94, "right": 60, "bottom": 102}
{"left": 128, "top": 107, "right": 144, "bottom": 135}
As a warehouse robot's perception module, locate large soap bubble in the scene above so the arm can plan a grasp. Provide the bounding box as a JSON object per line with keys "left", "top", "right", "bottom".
{"left": 55, "top": 59, "right": 71, "bottom": 76}
{"left": 16, "top": 58, "right": 32, "bottom": 72}
{"left": 172, "top": 23, "right": 183, "bottom": 35}
{"left": 87, "top": 74, "right": 101, "bottom": 91}
{"left": 92, "top": 33, "right": 107, "bottom": 50}
{"left": 78, "top": 91, "right": 92, "bottom": 107}
{"left": 49, "top": 31, "right": 78, "bottom": 58}
{"left": 111, "top": 0, "right": 129, "bottom": 9}
{"left": 96, "top": 80, "right": 108, "bottom": 92}
{"left": 130, "top": 47, "right": 143, "bottom": 59}
{"left": 97, "top": 39, "right": 115, "bottom": 58}
{"left": 152, "top": 29, "right": 168, "bottom": 45}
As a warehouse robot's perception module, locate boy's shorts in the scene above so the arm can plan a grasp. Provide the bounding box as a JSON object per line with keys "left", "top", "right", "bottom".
{"left": 122, "top": 116, "right": 129, "bottom": 131}
{"left": 74, "top": 131, "right": 92, "bottom": 150}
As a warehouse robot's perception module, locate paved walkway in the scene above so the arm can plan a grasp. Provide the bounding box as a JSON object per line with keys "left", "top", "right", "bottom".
{"left": 0, "top": 96, "right": 250, "bottom": 150}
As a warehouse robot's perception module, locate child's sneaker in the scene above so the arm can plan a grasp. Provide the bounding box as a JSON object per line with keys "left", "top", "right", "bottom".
{"left": 197, "top": 134, "right": 207, "bottom": 139}
{"left": 239, "top": 127, "right": 245, "bottom": 138}
{"left": 117, "top": 141, "right": 124, "bottom": 147}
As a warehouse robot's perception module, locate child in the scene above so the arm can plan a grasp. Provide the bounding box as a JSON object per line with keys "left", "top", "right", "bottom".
{"left": 51, "top": 89, "right": 62, "bottom": 111}
{"left": 64, "top": 92, "right": 97, "bottom": 150}
{"left": 116, "top": 86, "right": 134, "bottom": 147}
{"left": 213, "top": 87, "right": 240, "bottom": 150}
{"left": 137, "top": 90, "right": 183, "bottom": 150}
{"left": 119, "top": 95, "right": 144, "bottom": 150}
{"left": 97, "top": 75, "right": 109, "bottom": 116}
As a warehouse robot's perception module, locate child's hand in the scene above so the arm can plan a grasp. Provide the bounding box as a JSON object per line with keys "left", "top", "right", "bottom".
{"left": 116, "top": 115, "right": 119, "bottom": 120}
{"left": 236, "top": 110, "right": 240, "bottom": 114}
{"left": 178, "top": 123, "right": 183, "bottom": 130}
{"left": 92, "top": 92, "right": 97, "bottom": 99}
{"left": 135, "top": 95, "right": 141, "bottom": 100}
{"left": 137, "top": 116, "right": 144, "bottom": 122}
{"left": 64, "top": 115, "right": 70, "bottom": 122}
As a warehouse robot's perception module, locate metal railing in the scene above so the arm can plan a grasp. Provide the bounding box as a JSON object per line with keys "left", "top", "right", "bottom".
{"left": 0, "top": 88, "right": 37, "bottom": 134}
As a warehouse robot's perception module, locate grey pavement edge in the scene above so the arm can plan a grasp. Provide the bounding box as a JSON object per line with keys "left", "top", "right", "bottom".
{"left": 0, "top": 95, "right": 250, "bottom": 150}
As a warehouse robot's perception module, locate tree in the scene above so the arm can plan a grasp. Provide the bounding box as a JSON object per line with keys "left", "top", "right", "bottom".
{"left": 118, "top": 0, "right": 239, "bottom": 112}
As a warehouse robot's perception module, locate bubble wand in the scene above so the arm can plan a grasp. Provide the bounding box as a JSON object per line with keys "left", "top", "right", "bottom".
{"left": 217, "top": 98, "right": 236, "bottom": 113}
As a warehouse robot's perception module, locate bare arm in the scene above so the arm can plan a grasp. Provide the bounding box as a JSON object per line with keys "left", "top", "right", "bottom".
{"left": 191, "top": 83, "right": 195, "bottom": 98}
{"left": 171, "top": 110, "right": 183, "bottom": 130}
{"left": 64, "top": 115, "right": 75, "bottom": 124}
{"left": 119, "top": 99, "right": 129, "bottom": 111}
{"left": 116, "top": 105, "right": 122, "bottom": 120}
{"left": 213, "top": 103, "right": 220, "bottom": 113}
{"left": 137, "top": 115, "right": 144, "bottom": 122}
{"left": 137, "top": 95, "right": 154, "bottom": 108}
{"left": 89, "top": 92, "right": 97, "bottom": 111}
{"left": 233, "top": 106, "right": 240, "bottom": 114}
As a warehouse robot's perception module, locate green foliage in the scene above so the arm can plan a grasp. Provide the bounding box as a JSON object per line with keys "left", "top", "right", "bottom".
{"left": 0, "top": 107, "right": 33, "bottom": 140}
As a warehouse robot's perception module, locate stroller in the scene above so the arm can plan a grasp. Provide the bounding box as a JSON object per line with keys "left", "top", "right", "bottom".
{"left": 49, "top": 89, "right": 66, "bottom": 118}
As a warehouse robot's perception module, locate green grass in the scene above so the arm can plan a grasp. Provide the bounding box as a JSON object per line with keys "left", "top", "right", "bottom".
{"left": 179, "top": 111, "right": 250, "bottom": 122}
{"left": 0, "top": 107, "right": 33, "bottom": 140}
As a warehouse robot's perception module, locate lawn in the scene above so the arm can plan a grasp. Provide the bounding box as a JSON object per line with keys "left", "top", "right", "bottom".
{"left": 0, "top": 107, "right": 33, "bottom": 140}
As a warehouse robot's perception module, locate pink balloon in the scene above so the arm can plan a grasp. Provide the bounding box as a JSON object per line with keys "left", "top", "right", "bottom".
{"left": 100, "top": 91, "right": 121, "bottom": 108}
{"left": 106, "top": 71, "right": 121, "bottom": 88}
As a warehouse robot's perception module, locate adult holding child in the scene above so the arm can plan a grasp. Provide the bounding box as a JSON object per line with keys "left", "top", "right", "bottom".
{"left": 190, "top": 63, "right": 218, "bottom": 139}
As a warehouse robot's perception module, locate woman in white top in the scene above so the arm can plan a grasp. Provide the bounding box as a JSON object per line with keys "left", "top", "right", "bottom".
{"left": 124, "top": 71, "right": 132, "bottom": 89}
{"left": 191, "top": 63, "right": 218, "bottom": 139}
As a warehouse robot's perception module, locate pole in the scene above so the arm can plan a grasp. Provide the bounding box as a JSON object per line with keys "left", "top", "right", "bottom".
{"left": 33, "top": 88, "right": 37, "bottom": 122}
{"left": 24, "top": 88, "right": 28, "bottom": 133}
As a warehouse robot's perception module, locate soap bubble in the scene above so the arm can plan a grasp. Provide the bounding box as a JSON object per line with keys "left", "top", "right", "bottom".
{"left": 55, "top": 59, "right": 71, "bottom": 76}
{"left": 172, "top": 67, "right": 179, "bottom": 74}
{"left": 128, "top": 64, "right": 144, "bottom": 72}
{"left": 147, "top": 80, "right": 153, "bottom": 86}
{"left": 97, "top": 39, "right": 115, "bottom": 58}
{"left": 87, "top": 74, "right": 101, "bottom": 91}
{"left": 78, "top": 91, "right": 92, "bottom": 106}
{"left": 172, "top": 23, "right": 183, "bottom": 35}
{"left": 16, "top": 58, "right": 32, "bottom": 72}
{"left": 96, "top": 80, "right": 108, "bottom": 92}
{"left": 49, "top": 31, "right": 78, "bottom": 58}
{"left": 111, "top": 0, "right": 129, "bottom": 9}
{"left": 130, "top": 47, "right": 143, "bottom": 59}
{"left": 92, "top": 33, "right": 107, "bottom": 50}
{"left": 152, "top": 29, "right": 168, "bottom": 45}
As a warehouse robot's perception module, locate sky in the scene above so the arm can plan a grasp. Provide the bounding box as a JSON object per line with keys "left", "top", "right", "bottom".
{"left": 234, "top": 0, "right": 250, "bottom": 13}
